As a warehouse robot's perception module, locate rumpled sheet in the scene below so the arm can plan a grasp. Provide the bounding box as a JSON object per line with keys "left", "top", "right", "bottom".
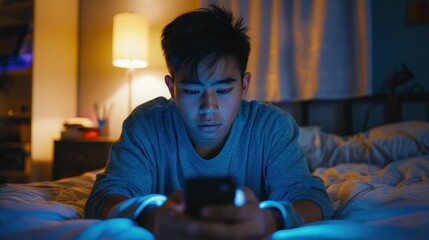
{"left": 0, "top": 170, "right": 154, "bottom": 239}
{"left": 1, "top": 157, "right": 428, "bottom": 239}
{"left": 273, "top": 156, "right": 429, "bottom": 239}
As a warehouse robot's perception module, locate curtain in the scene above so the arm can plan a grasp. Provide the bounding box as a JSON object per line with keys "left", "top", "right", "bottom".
{"left": 200, "top": 0, "right": 371, "bottom": 102}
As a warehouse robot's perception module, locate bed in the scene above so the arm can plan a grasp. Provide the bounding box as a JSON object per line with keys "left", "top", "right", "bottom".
{"left": 1, "top": 121, "right": 428, "bottom": 239}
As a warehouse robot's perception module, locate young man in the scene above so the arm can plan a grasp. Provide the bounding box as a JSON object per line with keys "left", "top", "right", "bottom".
{"left": 85, "top": 5, "right": 333, "bottom": 239}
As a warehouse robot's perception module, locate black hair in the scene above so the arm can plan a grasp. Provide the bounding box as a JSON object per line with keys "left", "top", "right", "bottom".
{"left": 161, "top": 5, "right": 250, "bottom": 81}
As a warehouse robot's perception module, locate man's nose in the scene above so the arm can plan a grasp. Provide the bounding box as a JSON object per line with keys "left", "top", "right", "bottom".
{"left": 199, "top": 91, "right": 218, "bottom": 115}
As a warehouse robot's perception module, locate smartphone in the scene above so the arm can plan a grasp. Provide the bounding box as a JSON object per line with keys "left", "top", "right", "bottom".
{"left": 184, "top": 177, "right": 237, "bottom": 218}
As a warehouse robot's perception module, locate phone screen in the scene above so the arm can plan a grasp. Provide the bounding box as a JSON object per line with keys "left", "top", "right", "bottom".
{"left": 184, "top": 177, "right": 237, "bottom": 218}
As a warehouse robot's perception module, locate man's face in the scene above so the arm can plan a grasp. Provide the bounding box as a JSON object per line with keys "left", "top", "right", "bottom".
{"left": 165, "top": 57, "right": 250, "bottom": 154}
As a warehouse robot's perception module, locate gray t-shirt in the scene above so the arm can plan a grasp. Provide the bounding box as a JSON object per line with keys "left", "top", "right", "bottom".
{"left": 85, "top": 97, "right": 333, "bottom": 220}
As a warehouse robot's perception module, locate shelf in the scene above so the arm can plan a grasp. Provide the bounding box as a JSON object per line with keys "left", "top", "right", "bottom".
{"left": 2, "top": 142, "right": 30, "bottom": 150}
{"left": 0, "top": 115, "right": 31, "bottom": 121}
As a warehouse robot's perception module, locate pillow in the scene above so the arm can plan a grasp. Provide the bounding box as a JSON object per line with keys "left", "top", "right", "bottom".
{"left": 299, "top": 121, "right": 429, "bottom": 171}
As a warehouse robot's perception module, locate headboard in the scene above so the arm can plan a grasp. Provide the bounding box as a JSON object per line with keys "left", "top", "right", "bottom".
{"left": 273, "top": 93, "right": 429, "bottom": 135}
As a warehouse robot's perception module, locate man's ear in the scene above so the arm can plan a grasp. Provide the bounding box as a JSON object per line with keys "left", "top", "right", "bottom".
{"left": 241, "top": 72, "right": 251, "bottom": 98}
{"left": 165, "top": 75, "right": 175, "bottom": 99}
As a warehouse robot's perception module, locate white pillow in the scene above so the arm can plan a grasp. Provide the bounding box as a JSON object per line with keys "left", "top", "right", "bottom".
{"left": 299, "top": 121, "right": 429, "bottom": 171}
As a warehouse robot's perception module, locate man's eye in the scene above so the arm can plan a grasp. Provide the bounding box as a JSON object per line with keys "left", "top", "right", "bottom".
{"left": 183, "top": 89, "right": 200, "bottom": 95}
{"left": 217, "top": 88, "right": 233, "bottom": 94}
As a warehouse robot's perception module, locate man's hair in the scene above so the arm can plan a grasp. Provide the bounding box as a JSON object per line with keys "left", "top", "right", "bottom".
{"left": 161, "top": 5, "right": 250, "bottom": 80}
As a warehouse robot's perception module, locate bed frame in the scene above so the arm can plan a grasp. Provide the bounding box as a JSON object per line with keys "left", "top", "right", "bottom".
{"left": 274, "top": 92, "right": 429, "bottom": 135}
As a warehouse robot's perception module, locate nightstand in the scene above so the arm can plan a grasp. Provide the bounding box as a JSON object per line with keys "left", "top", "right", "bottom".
{"left": 53, "top": 137, "right": 115, "bottom": 180}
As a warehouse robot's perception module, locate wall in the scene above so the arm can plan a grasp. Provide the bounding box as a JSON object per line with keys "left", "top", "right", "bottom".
{"left": 371, "top": 0, "right": 429, "bottom": 93}
{"left": 78, "top": 0, "right": 198, "bottom": 138}
{"left": 32, "top": 0, "right": 78, "bottom": 180}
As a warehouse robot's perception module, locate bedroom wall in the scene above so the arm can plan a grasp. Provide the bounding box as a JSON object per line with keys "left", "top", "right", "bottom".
{"left": 78, "top": 0, "right": 198, "bottom": 138}
{"left": 31, "top": 0, "right": 78, "bottom": 181}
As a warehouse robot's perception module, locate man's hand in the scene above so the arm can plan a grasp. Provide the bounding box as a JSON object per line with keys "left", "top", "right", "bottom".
{"left": 149, "top": 187, "right": 278, "bottom": 240}
{"left": 150, "top": 190, "right": 204, "bottom": 240}
{"left": 196, "top": 187, "right": 278, "bottom": 239}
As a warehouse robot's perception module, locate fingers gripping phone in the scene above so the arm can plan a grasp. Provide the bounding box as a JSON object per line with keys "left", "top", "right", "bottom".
{"left": 184, "top": 177, "right": 237, "bottom": 218}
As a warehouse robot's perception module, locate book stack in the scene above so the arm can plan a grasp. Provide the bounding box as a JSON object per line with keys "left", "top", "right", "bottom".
{"left": 61, "top": 118, "right": 99, "bottom": 140}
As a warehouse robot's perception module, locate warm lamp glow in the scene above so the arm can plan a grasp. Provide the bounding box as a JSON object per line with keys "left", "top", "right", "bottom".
{"left": 112, "top": 13, "right": 149, "bottom": 69}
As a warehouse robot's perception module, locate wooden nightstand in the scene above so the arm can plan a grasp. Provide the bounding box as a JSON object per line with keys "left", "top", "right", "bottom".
{"left": 53, "top": 137, "right": 115, "bottom": 180}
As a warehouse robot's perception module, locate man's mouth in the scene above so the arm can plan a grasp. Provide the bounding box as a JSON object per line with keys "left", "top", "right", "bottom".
{"left": 198, "top": 122, "right": 222, "bottom": 132}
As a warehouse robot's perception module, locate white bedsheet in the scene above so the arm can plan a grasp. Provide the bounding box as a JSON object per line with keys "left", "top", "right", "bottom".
{"left": 1, "top": 156, "right": 428, "bottom": 239}
{"left": 0, "top": 170, "right": 154, "bottom": 239}
{"left": 271, "top": 158, "right": 429, "bottom": 239}
{"left": 311, "top": 155, "right": 429, "bottom": 239}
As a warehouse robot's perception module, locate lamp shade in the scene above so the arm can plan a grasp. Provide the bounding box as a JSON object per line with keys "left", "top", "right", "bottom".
{"left": 112, "top": 13, "right": 149, "bottom": 69}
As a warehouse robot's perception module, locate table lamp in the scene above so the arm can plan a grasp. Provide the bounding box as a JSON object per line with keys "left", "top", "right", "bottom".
{"left": 112, "top": 12, "right": 149, "bottom": 113}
